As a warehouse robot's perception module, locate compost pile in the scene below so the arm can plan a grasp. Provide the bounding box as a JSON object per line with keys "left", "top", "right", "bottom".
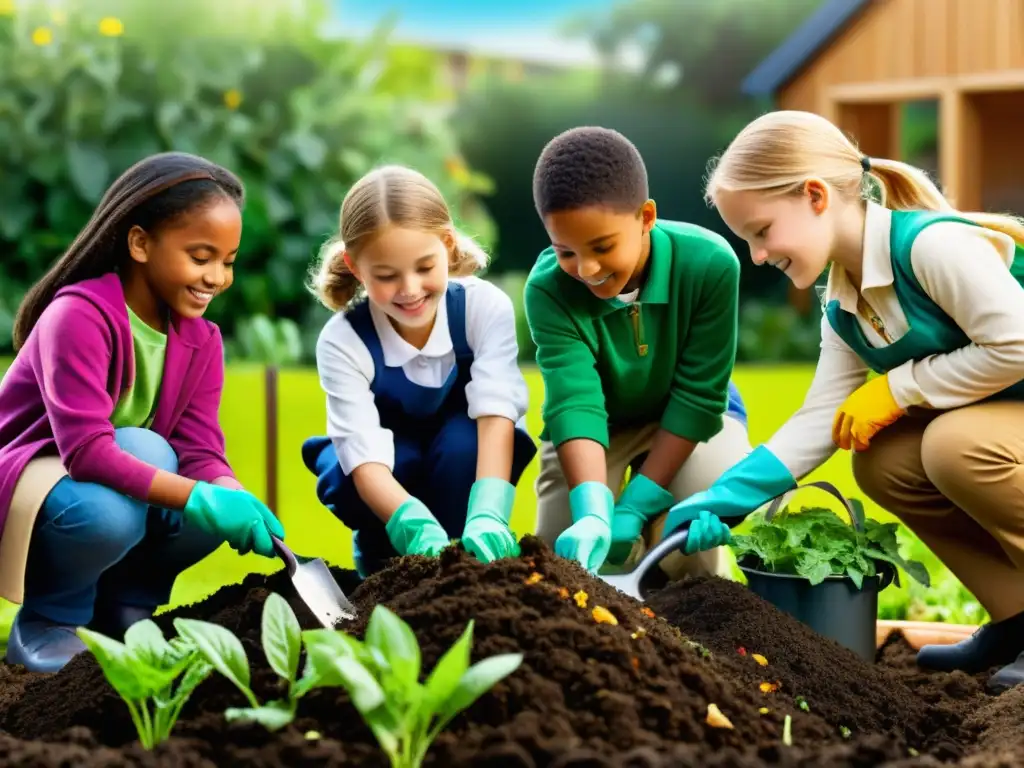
{"left": 0, "top": 535, "right": 1022, "bottom": 767}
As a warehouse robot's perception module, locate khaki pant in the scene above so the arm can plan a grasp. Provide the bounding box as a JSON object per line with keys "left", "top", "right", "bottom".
{"left": 852, "top": 401, "right": 1024, "bottom": 621}
{"left": 535, "top": 417, "right": 752, "bottom": 579}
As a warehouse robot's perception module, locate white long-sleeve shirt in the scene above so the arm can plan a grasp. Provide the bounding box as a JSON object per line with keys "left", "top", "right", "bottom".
{"left": 315, "top": 276, "right": 530, "bottom": 475}
{"left": 767, "top": 201, "right": 1024, "bottom": 480}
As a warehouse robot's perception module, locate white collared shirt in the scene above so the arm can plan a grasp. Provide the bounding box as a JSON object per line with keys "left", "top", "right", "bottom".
{"left": 767, "top": 201, "right": 1024, "bottom": 480}
{"left": 315, "top": 276, "right": 530, "bottom": 475}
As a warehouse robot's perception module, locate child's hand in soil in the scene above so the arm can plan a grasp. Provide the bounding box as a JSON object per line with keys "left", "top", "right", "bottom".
{"left": 462, "top": 478, "right": 520, "bottom": 562}
{"left": 555, "top": 481, "right": 613, "bottom": 572}
{"left": 184, "top": 482, "right": 285, "bottom": 558}
{"left": 607, "top": 474, "right": 675, "bottom": 565}
{"left": 386, "top": 497, "right": 451, "bottom": 557}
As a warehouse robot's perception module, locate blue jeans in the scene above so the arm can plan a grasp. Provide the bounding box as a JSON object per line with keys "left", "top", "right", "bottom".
{"left": 23, "top": 427, "right": 222, "bottom": 627}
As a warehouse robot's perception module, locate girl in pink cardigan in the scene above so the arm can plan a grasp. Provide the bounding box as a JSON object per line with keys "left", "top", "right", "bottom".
{"left": 0, "top": 153, "right": 284, "bottom": 673}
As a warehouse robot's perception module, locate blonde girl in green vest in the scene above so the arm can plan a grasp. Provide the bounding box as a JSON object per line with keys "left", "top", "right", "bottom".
{"left": 658, "top": 109, "right": 1024, "bottom": 694}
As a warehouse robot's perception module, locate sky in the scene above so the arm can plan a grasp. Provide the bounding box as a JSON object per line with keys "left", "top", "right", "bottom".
{"left": 330, "top": 0, "right": 632, "bottom": 66}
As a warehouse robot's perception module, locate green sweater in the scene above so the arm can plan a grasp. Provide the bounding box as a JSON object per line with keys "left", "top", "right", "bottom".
{"left": 524, "top": 220, "right": 740, "bottom": 448}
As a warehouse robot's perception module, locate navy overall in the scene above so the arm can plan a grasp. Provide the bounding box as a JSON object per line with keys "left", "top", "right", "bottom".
{"left": 302, "top": 283, "right": 537, "bottom": 576}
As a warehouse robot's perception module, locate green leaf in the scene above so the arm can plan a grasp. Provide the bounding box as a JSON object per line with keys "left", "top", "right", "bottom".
{"left": 225, "top": 700, "right": 296, "bottom": 731}
{"left": 173, "top": 618, "right": 253, "bottom": 702}
{"left": 77, "top": 628, "right": 171, "bottom": 701}
{"left": 296, "top": 629, "right": 363, "bottom": 695}
{"left": 173, "top": 658, "right": 214, "bottom": 704}
{"left": 124, "top": 620, "right": 174, "bottom": 669}
{"left": 436, "top": 653, "right": 522, "bottom": 725}
{"left": 365, "top": 605, "right": 421, "bottom": 689}
{"left": 424, "top": 620, "right": 473, "bottom": 708}
{"left": 261, "top": 593, "right": 301, "bottom": 684}
{"left": 66, "top": 142, "right": 111, "bottom": 204}
{"left": 333, "top": 656, "right": 386, "bottom": 713}
{"left": 732, "top": 502, "right": 930, "bottom": 588}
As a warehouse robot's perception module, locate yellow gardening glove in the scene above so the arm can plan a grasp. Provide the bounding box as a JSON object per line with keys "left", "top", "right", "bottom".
{"left": 832, "top": 374, "right": 904, "bottom": 452}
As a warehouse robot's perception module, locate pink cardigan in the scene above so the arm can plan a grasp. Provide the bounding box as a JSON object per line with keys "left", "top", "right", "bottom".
{"left": 0, "top": 273, "right": 241, "bottom": 534}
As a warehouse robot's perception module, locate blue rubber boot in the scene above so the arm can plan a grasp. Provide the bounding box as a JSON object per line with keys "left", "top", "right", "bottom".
{"left": 987, "top": 651, "right": 1024, "bottom": 693}
{"left": 5, "top": 608, "right": 87, "bottom": 674}
{"left": 916, "top": 609, "right": 1024, "bottom": 674}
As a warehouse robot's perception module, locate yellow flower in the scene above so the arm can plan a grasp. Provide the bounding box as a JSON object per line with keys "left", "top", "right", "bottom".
{"left": 98, "top": 17, "right": 124, "bottom": 37}
{"left": 223, "top": 89, "right": 243, "bottom": 110}
{"left": 31, "top": 26, "right": 53, "bottom": 46}
{"left": 0, "top": 0, "right": 17, "bottom": 17}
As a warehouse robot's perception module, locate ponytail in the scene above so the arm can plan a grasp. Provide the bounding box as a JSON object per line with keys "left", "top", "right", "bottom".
{"left": 866, "top": 157, "right": 1024, "bottom": 247}
{"left": 449, "top": 230, "right": 490, "bottom": 277}
{"left": 307, "top": 238, "right": 364, "bottom": 312}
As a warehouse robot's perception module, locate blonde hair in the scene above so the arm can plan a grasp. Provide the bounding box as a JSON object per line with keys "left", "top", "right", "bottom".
{"left": 308, "top": 165, "right": 490, "bottom": 311}
{"left": 705, "top": 110, "right": 1024, "bottom": 246}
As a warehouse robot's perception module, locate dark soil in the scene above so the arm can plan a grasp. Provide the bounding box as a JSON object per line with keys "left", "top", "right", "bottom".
{"left": 0, "top": 535, "right": 1020, "bottom": 767}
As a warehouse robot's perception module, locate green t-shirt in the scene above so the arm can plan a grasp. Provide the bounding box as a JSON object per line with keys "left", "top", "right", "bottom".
{"left": 523, "top": 220, "right": 741, "bottom": 448}
{"left": 111, "top": 304, "right": 168, "bottom": 429}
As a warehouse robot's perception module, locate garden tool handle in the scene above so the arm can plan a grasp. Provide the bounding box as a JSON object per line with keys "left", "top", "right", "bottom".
{"left": 764, "top": 480, "right": 865, "bottom": 532}
{"left": 271, "top": 535, "right": 298, "bottom": 576}
{"left": 634, "top": 528, "right": 690, "bottom": 580}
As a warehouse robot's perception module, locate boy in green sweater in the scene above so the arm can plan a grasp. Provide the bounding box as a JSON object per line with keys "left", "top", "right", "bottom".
{"left": 524, "top": 126, "right": 752, "bottom": 576}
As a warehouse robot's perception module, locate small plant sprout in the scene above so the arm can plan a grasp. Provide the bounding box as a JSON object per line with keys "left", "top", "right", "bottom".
{"left": 76, "top": 620, "right": 213, "bottom": 749}
{"left": 320, "top": 604, "right": 523, "bottom": 768}
{"left": 174, "top": 592, "right": 324, "bottom": 731}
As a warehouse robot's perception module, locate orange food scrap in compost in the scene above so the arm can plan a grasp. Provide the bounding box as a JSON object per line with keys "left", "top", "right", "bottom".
{"left": 706, "top": 703, "right": 734, "bottom": 729}
{"left": 641, "top": 607, "right": 656, "bottom": 618}
{"left": 592, "top": 606, "right": 618, "bottom": 625}
{"left": 558, "top": 587, "right": 569, "bottom": 599}
{"left": 573, "top": 590, "right": 588, "bottom": 608}
{"left": 525, "top": 572, "right": 544, "bottom": 585}
{"left": 759, "top": 681, "right": 780, "bottom": 694}
{"left": 752, "top": 653, "right": 768, "bottom": 666}
{"left": 630, "top": 656, "right": 640, "bottom": 670}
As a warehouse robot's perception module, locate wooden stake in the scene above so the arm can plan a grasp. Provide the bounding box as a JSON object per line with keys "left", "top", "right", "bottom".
{"left": 265, "top": 365, "right": 278, "bottom": 513}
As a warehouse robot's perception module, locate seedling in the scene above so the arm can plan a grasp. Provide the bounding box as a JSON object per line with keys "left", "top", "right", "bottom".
{"left": 731, "top": 504, "right": 930, "bottom": 588}
{"left": 173, "top": 592, "right": 522, "bottom": 767}
{"left": 76, "top": 620, "right": 213, "bottom": 749}
{"left": 174, "top": 592, "right": 322, "bottom": 731}
{"left": 322, "top": 604, "right": 523, "bottom": 768}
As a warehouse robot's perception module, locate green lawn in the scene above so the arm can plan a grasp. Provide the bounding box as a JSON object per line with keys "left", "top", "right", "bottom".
{"left": 0, "top": 363, "right": 984, "bottom": 642}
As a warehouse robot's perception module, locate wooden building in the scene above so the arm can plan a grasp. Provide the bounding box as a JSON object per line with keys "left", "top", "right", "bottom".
{"left": 743, "top": 0, "right": 1024, "bottom": 215}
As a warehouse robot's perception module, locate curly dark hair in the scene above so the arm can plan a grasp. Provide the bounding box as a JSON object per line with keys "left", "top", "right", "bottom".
{"left": 532, "top": 126, "right": 649, "bottom": 216}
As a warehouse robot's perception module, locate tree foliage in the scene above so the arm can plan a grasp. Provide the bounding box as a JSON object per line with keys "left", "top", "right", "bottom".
{"left": 0, "top": 0, "right": 494, "bottom": 355}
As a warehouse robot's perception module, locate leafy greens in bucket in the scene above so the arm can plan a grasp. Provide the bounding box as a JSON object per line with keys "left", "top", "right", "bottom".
{"left": 731, "top": 504, "right": 930, "bottom": 588}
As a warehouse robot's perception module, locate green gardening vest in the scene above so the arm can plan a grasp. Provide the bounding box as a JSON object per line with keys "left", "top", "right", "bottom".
{"left": 826, "top": 210, "right": 1024, "bottom": 400}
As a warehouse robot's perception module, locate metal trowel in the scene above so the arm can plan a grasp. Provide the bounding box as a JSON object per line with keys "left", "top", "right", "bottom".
{"left": 598, "top": 528, "right": 690, "bottom": 602}
{"left": 271, "top": 535, "right": 358, "bottom": 626}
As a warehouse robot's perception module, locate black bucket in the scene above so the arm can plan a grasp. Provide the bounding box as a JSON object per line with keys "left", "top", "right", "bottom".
{"left": 737, "top": 481, "right": 896, "bottom": 662}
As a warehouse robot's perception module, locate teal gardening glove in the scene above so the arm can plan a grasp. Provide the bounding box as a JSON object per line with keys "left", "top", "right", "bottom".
{"left": 385, "top": 498, "right": 452, "bottom": 557}
{"left": 554, "top": 481, "right": 614, "bottom": 573}
{"left": 184, "top": 482, "right": 285, "bottom": 558}
{"left": 607, "top": 473, "right": 676, "bottom": 565}
{"left": 462, "top": 478, "right": 519, "bottom": 563}
{"left": 661, "top": 445, "right": 797, "bottom": 554}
